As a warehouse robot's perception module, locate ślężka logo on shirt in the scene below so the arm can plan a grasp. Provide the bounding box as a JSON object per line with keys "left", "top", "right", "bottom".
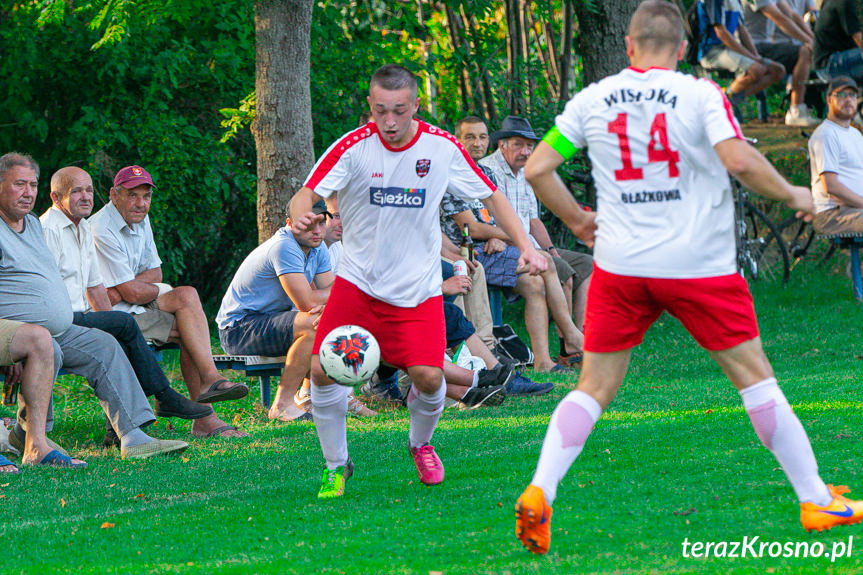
{"left": 369, "top": 187, "right": 426, "bottom": 208}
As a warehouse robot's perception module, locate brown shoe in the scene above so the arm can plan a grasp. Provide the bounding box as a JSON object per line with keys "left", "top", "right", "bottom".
{"left": 347, "top": 393, "right": 377, "bottom": 417}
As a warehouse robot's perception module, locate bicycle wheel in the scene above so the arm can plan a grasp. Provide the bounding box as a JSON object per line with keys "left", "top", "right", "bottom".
{"left": 744, "top": 201, "right": 791, "bottom": 283}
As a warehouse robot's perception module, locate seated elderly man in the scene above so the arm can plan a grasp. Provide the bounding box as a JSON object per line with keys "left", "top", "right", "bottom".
{"left": 0, "top": 152, "right": 187, "bottom": 459}
{"left": 0, "top": 318, "right": 86, "bottom": 470}
{"left": 90, "top": 165, "right": 248, "bottom": 439}
{"left": 808, "top": 77, "right": 863, "bottom": 233}
{"left": 217, "top": 201, "right": 375, "bottom": 421}
{"left": 40, "top": 166, "right": 212, "bottom": 447}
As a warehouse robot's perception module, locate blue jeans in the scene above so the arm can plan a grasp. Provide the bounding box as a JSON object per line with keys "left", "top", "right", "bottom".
{"left": 826, "top": 48, "right": 863, "bottom": 81}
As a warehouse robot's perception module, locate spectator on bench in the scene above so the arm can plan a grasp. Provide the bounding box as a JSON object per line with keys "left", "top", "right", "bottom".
{"left": 475, "top": 116, "right": 588, "bottom": 371}
{"left": 323, "top": 196, "right": 343, "bottom": 274}
{"left": 0, "top": 152, "right": 187, "bottom": 459}
{"left": 808, "top": 77, "right": 863, "bottom": 234}
{"left": 696, "top": 0, "right": 784, "bottom": 118}
{"left": 90, "top": 165, "right": 248, "bottom": 439}
{"left": 814, "top": 0, "right": 863, "bottom": 83}
{"left": 0, "top": 318, "right": 86, "bottom": 470}
{"left": 742, "top": 0, "right": 819, "bottom": 126}
{"left": 217, "top": 200, "right": 376, "bottom": 421}
{"left": 40, "top": 166, "right": 212, "bottom": 448}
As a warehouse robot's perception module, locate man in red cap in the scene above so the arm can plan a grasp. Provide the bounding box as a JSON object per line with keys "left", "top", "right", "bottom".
{"left": 90, "top": 165, "right": 249, "bottom": 439}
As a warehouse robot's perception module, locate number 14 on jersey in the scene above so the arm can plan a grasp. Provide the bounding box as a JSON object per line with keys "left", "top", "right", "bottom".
{"left": 608, "top": 112, "right": 680, "bottom": 181}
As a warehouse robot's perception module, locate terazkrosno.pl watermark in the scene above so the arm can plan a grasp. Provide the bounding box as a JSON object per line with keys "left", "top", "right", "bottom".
{"left": 682, "top": 536, "right": 854, "bottom": 562}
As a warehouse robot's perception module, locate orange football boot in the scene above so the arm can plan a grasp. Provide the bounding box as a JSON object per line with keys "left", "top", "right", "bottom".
{"left": 801, "top": 485, "right": 863, "bottom": 532}
{"left": 515, "top": 485, "right": 553, "bottom": 554}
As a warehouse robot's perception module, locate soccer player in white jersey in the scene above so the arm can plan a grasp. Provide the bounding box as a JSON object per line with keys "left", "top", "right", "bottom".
{"left": 514, "top": 0, "right": 863, "bottom": 555}
{"left": 290, "top": 64, "right": 547, "bottom": 499}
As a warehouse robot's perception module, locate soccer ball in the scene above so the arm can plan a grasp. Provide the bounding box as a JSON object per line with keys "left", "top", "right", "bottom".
{"left": 319, "top": 325, "right": 380, "bottom": 386}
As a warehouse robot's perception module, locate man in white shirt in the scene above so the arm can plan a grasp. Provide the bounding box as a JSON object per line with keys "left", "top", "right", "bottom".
{"left": 41, "top": 167, "right": 212, "bottom": 447}
{"left": 809, "top": 77, "right": 863, "bottom": 233}
{"left": 90, "top": 165, "right": 248, "bottom": 438}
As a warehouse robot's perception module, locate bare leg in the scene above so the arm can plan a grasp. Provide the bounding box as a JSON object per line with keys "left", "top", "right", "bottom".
{"left": 573, "top": 276, "right": 590, "bottom": 332}
{"left": 515, "top": 274, "right": 554, "bottom": 371}
{"left": 789, "top": 46, "right": 812, "bottom": 108}
{"left": 464, "top": 333, "right": 499, "bottom": 369}
{"left": 540, "top": 255, "right": 583, "bottom": 356}
{"left": 269, "top": 313, "right": 317, "bottom": 421}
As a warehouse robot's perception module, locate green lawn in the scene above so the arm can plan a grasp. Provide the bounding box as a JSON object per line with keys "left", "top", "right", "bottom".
{"left": 2, "top": 259, "right": 862, "bottom": 574}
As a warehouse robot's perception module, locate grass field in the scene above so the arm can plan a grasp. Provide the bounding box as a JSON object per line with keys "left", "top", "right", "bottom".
{"left": 1, "top": 252, "right": 861, "bottom": 574}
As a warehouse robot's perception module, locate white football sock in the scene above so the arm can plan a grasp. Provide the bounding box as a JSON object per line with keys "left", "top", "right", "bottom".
{"left": 531, "top": 390, "right": 602, "bottom": 505}
{"left": 407, "top": 379, "right": 445, "bottom": 449}
{"left": 740, "top": 378, "right": 832, "bottom": 505}
{"left": 311, "top": 382, "right": 350, "bottom": 470}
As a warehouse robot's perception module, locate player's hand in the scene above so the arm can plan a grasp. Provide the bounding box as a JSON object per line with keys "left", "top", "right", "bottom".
{"left": 570, "top": 212, "right": 597, "bottom": 248}
{"left": 516, "top": 246, "right": 548, "bottom": 276}
{"left": 442, "top": 275, "right": 472, "bottom": 296}
{"left": 484, "top": 238, "right": 506, "bottom": 254}
{"left": 292, "top": 212, "right": 324, "bottom": 234}
{"left": 786, "top": 186, "right": 815, "bottom": 222}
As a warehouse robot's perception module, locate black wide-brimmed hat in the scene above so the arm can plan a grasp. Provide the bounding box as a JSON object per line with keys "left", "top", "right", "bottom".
{"left": 490, "top": 115, "right": 539, "bottom": 149}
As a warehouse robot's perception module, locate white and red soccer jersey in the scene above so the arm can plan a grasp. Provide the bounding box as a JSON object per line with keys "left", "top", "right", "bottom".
{"left": 555, "top": 67, "right": 743, "bottom": 279}
{"left": 304, "top": 120, "right": 495, "bottom": 307}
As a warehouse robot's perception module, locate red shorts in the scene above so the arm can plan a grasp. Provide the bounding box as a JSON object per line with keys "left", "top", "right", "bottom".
{"left": 312, "top": 277, "right": 445, "bottom": 370}
{"left": 584, "top": 265, "right": 759, "bottom": 353}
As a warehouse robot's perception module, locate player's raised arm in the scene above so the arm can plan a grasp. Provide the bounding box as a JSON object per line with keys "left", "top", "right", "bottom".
{"left": 524, "top": 139, "right": 597, "bottom": 246}
{"left": 480, "top": 190, "right": 547, "bottom": 275}
{"left": 289, "top": 186, "right": 326, "bottom": 233}
{"left": 714, "top": 138, "right": 815, "bottom": 221}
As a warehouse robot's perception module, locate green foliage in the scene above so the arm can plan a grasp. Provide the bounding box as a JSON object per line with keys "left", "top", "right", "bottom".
{"left": 1, "top": 1, "right": 257, "bottom": 308}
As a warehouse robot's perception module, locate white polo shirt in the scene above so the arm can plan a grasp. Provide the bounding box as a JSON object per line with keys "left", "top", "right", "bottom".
{"left": 40, "top": 205, "right": 103, "bottom": 313}
{"left": 89, "top": 201, "right": 162, "bottom": 314}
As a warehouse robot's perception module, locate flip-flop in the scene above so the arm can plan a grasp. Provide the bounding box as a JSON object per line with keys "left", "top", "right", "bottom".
{"left": 32, "top": 449, "right": 87, "bottom": 469}
{"left": 195, "top": 379, "right": 249, "bottom": 404}
{"left": 0, "top": 454, "right": 19, "bottom": 474}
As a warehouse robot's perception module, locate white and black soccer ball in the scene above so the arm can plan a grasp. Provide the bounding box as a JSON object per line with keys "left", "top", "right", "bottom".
{"left": 319, "top": 325, "right": 381, "bottom": 386}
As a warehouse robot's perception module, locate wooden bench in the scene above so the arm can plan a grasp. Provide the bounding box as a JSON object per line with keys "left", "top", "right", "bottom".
{"left": 212, "top": 355, "right": 284, "bottom": 407}
{"left": 817, "top": 234, "right": 863, "bottom": 300}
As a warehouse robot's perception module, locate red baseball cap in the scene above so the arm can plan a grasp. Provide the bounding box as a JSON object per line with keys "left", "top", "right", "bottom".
{"left": 113, "top": 165, "right": 156, "bottom": 189}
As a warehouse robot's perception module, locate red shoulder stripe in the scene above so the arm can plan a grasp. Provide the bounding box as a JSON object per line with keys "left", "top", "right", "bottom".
{"left": 305, "top": 123, "right": 378, "bottom": 191}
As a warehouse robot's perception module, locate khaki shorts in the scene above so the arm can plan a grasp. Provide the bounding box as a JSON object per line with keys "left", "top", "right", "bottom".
{"left": 700, "top": 45, "right": 756, "bottom": 77}
{"left": 133, "top": 300, "right": 175, "bottom": 346}
{"left": 552, "top": 248, "right": 594, "bottom": 290}
{"left": 813, "top": 206, "right": 863, "bottom": 235}
{"left": 0, "top": 319, "right": 24, "bottom": 366}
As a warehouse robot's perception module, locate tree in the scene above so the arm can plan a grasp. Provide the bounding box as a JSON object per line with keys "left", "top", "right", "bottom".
{"left": 574, "top": 0, "right": 640, "bottom": 86}
{"left": 252, "top": 0, "right": 315, "bottom": 242}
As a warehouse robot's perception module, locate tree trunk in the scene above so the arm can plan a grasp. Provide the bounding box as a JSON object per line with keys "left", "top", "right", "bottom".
{"left": 559, "top": 0, "right": 574, "bottom": 101}
{"left": 504, "top": 0, "right": 525, "bottom": 114}
{"left": 252, "top": 0, "right": 315, "bottom": 243}
{"left": 573, "top": 0, "right": 639, "bottom": 86}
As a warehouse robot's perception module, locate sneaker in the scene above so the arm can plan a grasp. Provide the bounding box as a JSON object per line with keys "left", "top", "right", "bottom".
{"left": 102, "top": 427, "right": 121, "bottom": 450}
{"left": 515, "top": 485, "right": 553, "bottom": 555}
{"left": 347, "top": 393, "right": 377, "bottom": 417}
{"left": 459, "top": 384, "right": 506, "bottom": 409}
{"left": 294, "top": 387, "right": 311, "bottom": 412}
{"left": 506, "top": 373, "right": 554, "bottom": 396}
{"left": 154, "top": 388, "right": 214, "bottom": 420}
{"left": 318, "top": 458, "right": 354, "bottom": 499}
{"left": 409, "top": 444, "right": 444, "bottom": 485}
{"left": 121, "top": 438, "right": 189, "bottom": 460}
{"left": 476, "top": 363, "right": 515, "bottom": 388}
{"left": 785, "top": 104, "right": 819, "bottom": 127}
{"left": 359, "top": 371, "right": 403, "bottom": 404}
{"left": 800, "top": 484, "right": 863, "bottom": 532}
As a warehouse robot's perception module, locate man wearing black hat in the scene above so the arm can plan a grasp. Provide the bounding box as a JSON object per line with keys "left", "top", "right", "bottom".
{"left": 481, "top": 115, "right": 592, "bottom": 370}
{"left": 809, "top": 76, "right": 863, "bottom": 233}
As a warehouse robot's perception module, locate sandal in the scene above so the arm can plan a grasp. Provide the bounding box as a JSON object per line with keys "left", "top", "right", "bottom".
{"left": 195, "top": 379, "right": 249, "bottom": 404}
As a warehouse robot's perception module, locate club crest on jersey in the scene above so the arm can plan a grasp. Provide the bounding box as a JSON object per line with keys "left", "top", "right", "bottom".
{"left": 415, "top": 159, "right": 431, "bottom": 177}
{"left": 328, "top": 333, "right": 371, "bottom": 376}
{"left": 370, "top": 187, "right": 426, "bottom": 208}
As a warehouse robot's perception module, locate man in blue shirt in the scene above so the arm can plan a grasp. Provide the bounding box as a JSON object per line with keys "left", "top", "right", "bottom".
{"left": 217, "top": 201, "right": 373, "bottom": 421}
